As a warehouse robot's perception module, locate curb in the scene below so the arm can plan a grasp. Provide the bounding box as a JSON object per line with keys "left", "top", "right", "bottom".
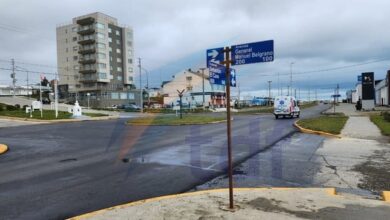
{"left": 294, "top": 120, "right": 342, "bottom": 138}
{"left": 383, "top": 191, "right": 390, "bottom": 202}
{"left": 0, "top": 115, "right": 118, "bottom": 123}
{"left": 0, "top": 144, "right": 8, "bottom": 155}
{"left": 68, "top": 187, "right": 337, "bottom": 220}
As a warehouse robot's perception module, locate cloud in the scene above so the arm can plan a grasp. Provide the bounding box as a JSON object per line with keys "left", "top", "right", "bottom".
{"left": 0, "top": 0, "right": 389, "bottom": 94}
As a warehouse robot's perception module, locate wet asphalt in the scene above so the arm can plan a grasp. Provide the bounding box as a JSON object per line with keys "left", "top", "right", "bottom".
{"left": 0, "top": 104, "right": 329, "bottom": 220}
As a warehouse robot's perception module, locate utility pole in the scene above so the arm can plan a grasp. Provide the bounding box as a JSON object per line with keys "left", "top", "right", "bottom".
{"left": 290, "top": 62, "right": 294, "bottom": 97}
{"left": 26, "top": 70, "right": 29, "bottom": 99}
{"left": 55, "top": 73, "right": 58, "bottom": 118}
{"left": 199, "top": 68, "right": 206, "bottom": 108}
{"left": 11, "top": 59, "right": 16, "bottom": 97}
{"left": 308, "top": 88, "right": 311, "bottom": 102}
{"left": 237, "top": 83, "right": 241, "bottom": 108}
{"left": 336, "top": 84, "right": 339, "bottom": 103}
{"left": 277, "top": 72, "right": 280, "bottom": 96}
{"left": 294, "top": 89, "right": 296, "bottom": 98}
{"left": 315, "top": 89, "right": 317, "bottom": 101}
{"left": 138, "top": 58, "right": 143, "bottom": 113}
{"left": 268, "top": 81, "right": 272, "bottom": 106}
{"left": 287, "top": 86, "right": 290, "bottom": 96}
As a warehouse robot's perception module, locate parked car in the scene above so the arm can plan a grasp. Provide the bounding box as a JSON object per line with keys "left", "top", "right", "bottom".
{"left": 122, "top": 104, "right": 141, "bottom": 111}
{"left": 273, "top": 96, "right": 300, "bottom": 119}
{"left": 40, "top": 97, "right": 51, "bottom": 104}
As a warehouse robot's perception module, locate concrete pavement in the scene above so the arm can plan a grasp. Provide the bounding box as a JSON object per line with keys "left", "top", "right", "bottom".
{"left": 71, "top": 188, "right": 390, "bottom": 220}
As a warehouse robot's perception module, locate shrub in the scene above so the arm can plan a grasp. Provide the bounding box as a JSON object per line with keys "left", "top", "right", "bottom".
{"left": 6, "top": 105, "right": 18, "bottom": 111}
{"left": 15, "top": 104, "right": 20, "bottom": 109}
{"left": 23, "top": 105, "right": 29, "bottom": 110}
{"left": 382, "top": 111, "right": 390, "bottom": 122}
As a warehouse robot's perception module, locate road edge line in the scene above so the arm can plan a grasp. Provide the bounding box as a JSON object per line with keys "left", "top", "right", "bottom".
{"left": 294, "top": 120, "right": 341, "bottom": 138}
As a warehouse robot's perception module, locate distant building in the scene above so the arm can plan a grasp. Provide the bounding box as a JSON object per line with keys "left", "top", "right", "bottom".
{"left": 374, "top": 71, "right": 389, "bottom": 106}
{"left": 56, "top": 12, "right": 138, "bottom": 107}
{"left": 161, "top": 68, "right": 226, "bottom": 108}
{"left": 0, "top": 85, "right": 32, "bottom": 96}
{"left": 351, "top": 83, "right": 362, "bottom": 103}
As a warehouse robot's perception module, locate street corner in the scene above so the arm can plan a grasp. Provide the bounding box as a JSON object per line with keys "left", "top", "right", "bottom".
{"left": 294, "top": 120, "right": 342, "bottom": 139}
{"left": 0, "top": 144, "right": 9, "bottom": 155}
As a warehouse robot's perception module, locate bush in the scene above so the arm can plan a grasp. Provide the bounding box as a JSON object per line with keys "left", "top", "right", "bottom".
{"left": 23, "top": 105, "right": 29, "bottom": 110}
{"left": 382, "top": 111, "right": 390, "bottom": 122}
{"left": 14, "top": 104, "right": 20, "bottom": 109}
{"left": 6, "top": 105, "right": 18, "bottom": 111}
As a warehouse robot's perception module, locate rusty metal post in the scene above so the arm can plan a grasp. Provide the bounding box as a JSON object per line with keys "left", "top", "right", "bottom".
{"left": 223, "top": 46, "right": 234, "bottom": 209}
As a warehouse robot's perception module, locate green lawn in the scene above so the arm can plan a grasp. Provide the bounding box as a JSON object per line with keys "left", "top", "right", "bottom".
{"left": 370, "top": 115, "right": 390, "bottom": 136}
{"left": 83, "top": 112, "right": 109, "bottom": 117}
{"left": 0, "top": 109, "right": 72, "bottom": 120}
{"left": 127, "top": 115, "right": 225, "bottom": 125}
{"left": 297, "top": 114, "right": 348, "bottom": 134}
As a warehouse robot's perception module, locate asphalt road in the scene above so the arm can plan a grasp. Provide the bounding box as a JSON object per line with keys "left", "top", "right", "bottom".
{"left": 0, "top": 104, "right": 329, "bottom": 220}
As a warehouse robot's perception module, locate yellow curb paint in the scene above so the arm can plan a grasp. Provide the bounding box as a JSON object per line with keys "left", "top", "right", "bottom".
{"left": 0, "top": 144, "right": 8, "bottom": 155}
{"left": 383, "top": 191, "right": 390, "bottom": 202}
{"left": 68, "top": 188, "right": 336, "bottom": 220}
{"left": 294, "top": 120, "right": 341, "bottom": 139}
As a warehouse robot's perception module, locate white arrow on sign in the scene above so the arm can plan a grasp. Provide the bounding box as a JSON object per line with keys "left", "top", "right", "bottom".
{"left": 207, "top": 49, "right": 219, "bottom": 59}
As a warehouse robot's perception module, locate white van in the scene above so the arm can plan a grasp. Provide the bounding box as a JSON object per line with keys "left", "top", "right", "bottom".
{"left": 273, "top": 96, "right": 300, "bottom": 119}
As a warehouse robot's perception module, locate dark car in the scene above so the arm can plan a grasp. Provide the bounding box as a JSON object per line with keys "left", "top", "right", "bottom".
{"left": 40, "top": 97, "right": 51, "bottom": 104}
{"left": 122, "top": 104, "right": 141, "bottom": 112}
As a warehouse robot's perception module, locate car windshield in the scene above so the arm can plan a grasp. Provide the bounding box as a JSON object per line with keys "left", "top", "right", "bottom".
{"left": 0, "top": 1, "right": 389, "bottom": 219}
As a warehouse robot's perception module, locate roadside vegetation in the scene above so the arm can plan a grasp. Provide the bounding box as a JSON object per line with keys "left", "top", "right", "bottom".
{"left": 127, "top": 114, "right": 225, "bottom": 125}
{"left": 0, "top": 103, "right": 107, "bottom": 120}
{"left": 297, "top": 113, "right": 348, "bottom": 134}
{"left": 370, "top": 112, "right": 390, "bottom": 136}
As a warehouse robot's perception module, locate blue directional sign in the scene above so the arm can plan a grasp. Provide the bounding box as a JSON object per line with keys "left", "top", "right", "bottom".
{"left": 209, "top": 62, "right": 226, "bottom": 85}
{"left": 231, "top": 40, "right": 274, "bottom": 65}
{"left": 206, "top": 47, "right": 224, "bottom": 67}
{"left": 357, "top": 75, "right": 362, "bottom": 82}
{"left": 331, "top": 94, "right": 341, "bottom": 98}
{"left": 230, "top": 69, "right": 237, "bottom": 87}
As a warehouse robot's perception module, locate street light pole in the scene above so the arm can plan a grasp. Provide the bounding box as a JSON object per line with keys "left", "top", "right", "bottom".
{"left": 290, "top": 62, "right": 294, "bottom": 97}
{"left": 138, "top": 58, "right": 143, "bottom": 113}
{"left": 268, "top": 81, "right": 272, "bottom": 106}
{"left": 199, "top": 68, "right": 206, "bottom": 108}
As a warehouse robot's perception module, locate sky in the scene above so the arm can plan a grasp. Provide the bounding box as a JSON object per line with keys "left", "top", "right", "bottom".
{"left": 1, "top": 0, "right": 390, "bottom": 100}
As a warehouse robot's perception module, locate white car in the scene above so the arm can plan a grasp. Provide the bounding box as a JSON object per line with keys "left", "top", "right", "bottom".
{"left": 273, "top": 96, "right": 300, "bottom": 119}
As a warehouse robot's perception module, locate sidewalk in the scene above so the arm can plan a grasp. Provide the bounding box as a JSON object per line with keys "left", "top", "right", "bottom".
{"left": 70, "top": 188, "right": 390, "bottom": 220}
{"left": 314, "top": 103, "right": 390, "bottom": 191}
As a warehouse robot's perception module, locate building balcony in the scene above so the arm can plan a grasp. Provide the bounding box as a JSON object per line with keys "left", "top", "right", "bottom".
{"left": 76, "top": 17, "right": 95, "bottom": 25}
{"left": 78, "top": 46, "right": 96, "bottom": 55}
{"left": 78, "top": 35, "right": 95, "bottom": 45}
{"left": 79, "top": 65, "right": 97, "bottom": 74}
{"left": 79, "top": 75, "right": 97, "bottom": 83}
{"left": 77, "top": 25, "right": 95, "bottom": 35}
{"left": 78, "top": 56, "right": 96, "bottom": 64}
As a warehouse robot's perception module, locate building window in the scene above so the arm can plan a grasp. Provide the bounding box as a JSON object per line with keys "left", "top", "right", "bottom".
{"left": 111, "top": 92, "right": 119, "bottom": 99}
{"left": 187, "top": 86, "right": 193, "bottom": 91}
{"left": 127, "top": 31, "right": 132, "bottom": 38}
{"left": 128, "top": 58, "right": 132, "bottom": 64}
{"left": 72, "top": 27, "right": 77, "bottom": 32}
{"left": 128, "top": 76, "right": 133, "bottom": 81}
{"left": 186, "top": 76, "right": 192, "bottom": 81}
{"left": 108, "top": 28, "right": 112, "bottom": 33}
{"left": 115, "top": 30, "right": 120, "bottom": 36}
{"left": 97, "top": 32, "right": 105, "bottom": 39}
{"left": 73, "top": 46, "right": 78, "bottom": 51}
{"left": 120, "top": 92, "right": 127, "bottom": 99}
{"left": 98, "top": 72, "right": 107, "bottom": 79}
{"left": 128, "top": 67, "right": 133, "bottom": 72}
{"left": 118, "top": 76, "right": 123, "bottom": 81}
{"left": 74, "top": 65, "right": 79, "bottom": 70}
{"left": 128, "top": 50, "right": 132, "bottom": 56}
{"left": 108, "top": 37, "right": 112, "bottom": 43}
{"left": 117, "top": 58, "right": 122, "bottom": 63}
{"left": 65, "top": 38, "right": 68, "bottom": 43}
{"left": 110, "top": 66, "right": 113, "bottom": 71}
{"left": 65, "top": 29, "right": 67, "bottom": 34}
{"left": 109, "top": 47, "right": 112, "bottom": 52}
{"left": 73, "top": 56, "right": 78, "bottom": 61}
{"left": 117, "top": 67, "right": 122, "bottom": 72}
{"left": 127, "top": 41, "right": 132, "bottom": 47}
{"left": 97, "top": 53, "right": 106, "bottom": 59}
{"left": 96, "top": 22, "right": 105, "bottom": 29}
{"left": 97, "top": 43, "right": 106, "bottom": 49}
{"left": 116, "top": 39, "right": 120, "bottom": 44}
{"left": 72, "top": 37, "right": 77, "bottom": 41}
{"left": 98, "top": 63, "right": 107, "bottom": 69}
{"left": 116, "top": 48, "right": 121, "bottom": 53}
{"left": 66, "top": 57, "right": 68, "bottom": 62}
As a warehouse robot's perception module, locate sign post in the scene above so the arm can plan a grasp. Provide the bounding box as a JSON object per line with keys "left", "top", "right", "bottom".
{"left": 177, "top": 89, "right": 185, "bottom": 119}
{"left": 207, "top": 39, "right": 274, "bottom": 210}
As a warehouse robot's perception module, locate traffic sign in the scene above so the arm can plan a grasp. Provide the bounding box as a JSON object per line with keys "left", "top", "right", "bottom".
{"left": 357, "top": 75, "right": 362, "bottom": 82}
{"left": 230, "top": 69, "right": 236, "bottom": 87}
{"left": 206, "top": 47, "right": 224, "bottom": 67}
{"left": 209, "top": 62, "right": 226, "bottom": 85}
{"left": 331, "top": 94, "right": 341, "bottom": 98}
{"left": 231, "top": 40, "right": 274, "bottom": 65}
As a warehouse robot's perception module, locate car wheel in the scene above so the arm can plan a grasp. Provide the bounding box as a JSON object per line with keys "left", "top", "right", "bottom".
{"left": 296, "top": 113, "right": 300, "bottom": 118}
{"left": 275, "top": 115, "right": 279, "bottom": 119}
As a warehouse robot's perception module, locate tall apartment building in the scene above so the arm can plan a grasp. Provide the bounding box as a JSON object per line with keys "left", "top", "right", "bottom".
{"left": 56, "top": 12, "right": 138, "bottom": 107}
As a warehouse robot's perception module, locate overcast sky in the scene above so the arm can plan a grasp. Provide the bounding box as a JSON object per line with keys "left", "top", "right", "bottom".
{"left": 1, "top": 0, "right": 390, "bottom": 98}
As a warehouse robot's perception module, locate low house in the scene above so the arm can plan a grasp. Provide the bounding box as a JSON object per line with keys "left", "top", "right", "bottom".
{"left": 375, "top": 78, "right": 388, "bottom": 106}
{"left": 161, "top": 68, "right": 226, "bottom": 108}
